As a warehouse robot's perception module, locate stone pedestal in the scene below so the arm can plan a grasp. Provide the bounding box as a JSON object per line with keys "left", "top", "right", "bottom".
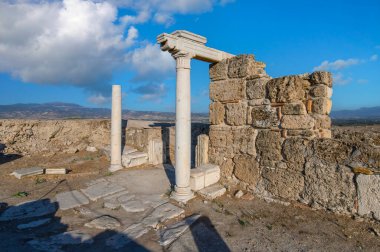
{"left": 109, "top": 85, "right": 122, "bottom": 172}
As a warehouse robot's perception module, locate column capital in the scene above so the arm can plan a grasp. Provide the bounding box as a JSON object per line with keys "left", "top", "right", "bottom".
{"left": 173, "top": 51, "right": 192, "bottom": 69}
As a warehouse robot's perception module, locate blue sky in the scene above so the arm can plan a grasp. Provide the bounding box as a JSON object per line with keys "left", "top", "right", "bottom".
{"left": 0, "top": 0, "right": 379, "bottom": 112}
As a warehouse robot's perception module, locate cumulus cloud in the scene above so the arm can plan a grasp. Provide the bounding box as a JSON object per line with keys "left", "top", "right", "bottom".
{"left": 313, "top": 58, "right": 360, "bottom": 71}
{"left": 87, "top": 94, "right": 111, "bottom": 105}
{"left": 0, "top": 0, "right": 129, "bottom": 97}
{"left": 125, "top": 43, "right": 175, "bottom": 82}
{"left": 132, "top": 83, "right": 167, "bottom": 102}
{"left": 0, "top": 0, "right": 234, "bottom": 104}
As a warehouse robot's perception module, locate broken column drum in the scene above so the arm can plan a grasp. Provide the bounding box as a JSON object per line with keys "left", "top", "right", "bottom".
{"left": 157, "top": 30, "right": 234, "bottom": 202}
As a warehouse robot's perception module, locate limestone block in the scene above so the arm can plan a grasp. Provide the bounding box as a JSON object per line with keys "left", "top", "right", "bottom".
{"left": 210, "top": 79, "right": 245, "bottom": 102}
{"left": 267, "top": 76, "right": 307, "bottom": 103}
{"left": 310, "top": 71, "right": 333, "bottom": 87}
{"left": 287, "top": 129, "right": 316, "bottom": 138}
{"left": 148, "top": 138, "right": 165, "bottom": 165}
{"left": 84, "top": 216, "right": 121, "bottom": 230}
{"left": 357, "top": 175, "right": 380, "bottom": 220}
{"left": 318, "top": 129, "right": 332, "bottom": 138}
{"left": 312, "top": 98, "right": 332, "bottom": 115}
{"left": 81, "top": 181, "right": 125, "bottom": 201}
{"left": 232, "top": 127, "right": 258, "bottom": 156}
{"left": 225, "top": 102, "right": 247, "bottom": 126}
{"left": 195, "top": 134, "right": 209, "bottom": 167}
{"left": 0, "top": 199, "right": 57, "bottom": 221}
{"left": 306, "top": 99, "right": 312, "bottom": 113}
{"left": 202, "top": 164, "right": 221, "bottom": 187}
{"left": 255, "top": 130, "right": 282, "bottom": 163}
{"left": 209, "top": 126, "right": 232, "bottom": 148}
{"left": 198, "top": 184, "right": 226, "bottom": 200}
{"left": 246, "top": 77, "right": 269, "bottom": 99}
{"left": 262, "top": 168, "right": 304, "bottom": 201}
{"left": 190, "top": 168, "right": 205, "bottom": 191}
{"left": 209, "top": 102, "right": 225, "bottom": 125}
{"left": 282, "top": 102, "right": 307, "bottom": 115}
{"left": 208, "top": 151, "right": 234, "bottom": 179}
{"left": 233, "top": 155, "right": 260, "bottom": 185}
{"left": 312, "top": 114, "right": 331, "bottom": 129}
{"left": 11, "top": 167, "right": 44, "bottom": 179}
{"left": 227, "top": 54, "right": 257, "bottom": 78}
{"left": 280, "top": 115, "right": 314, "bottom": 129}
{"left": 310, "top": 84, "right": 332, "bottom": 98}
{"left": 251, "top": 105, "right": 279, "bottom": 128}
{"left": 55, "top": 190, "right": 90, "bottom": 210}
{"left": 282, "top": 138, "right": 308, "bottom": 171}
{"left": 45, "top": 168, "right": 67, "bottom": 175}
{"left": 209, "top": 60, "right": 228, "bottom": 81}
{"left": 312, "top": 138, "right": 352, "bottom": 164}
{"left": 302, "top": 162, "right": 356, "bottom": 213}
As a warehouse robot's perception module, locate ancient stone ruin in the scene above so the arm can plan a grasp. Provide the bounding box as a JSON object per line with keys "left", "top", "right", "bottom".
{"left": 0, "top": 31, "right": 379, "bottom": 224}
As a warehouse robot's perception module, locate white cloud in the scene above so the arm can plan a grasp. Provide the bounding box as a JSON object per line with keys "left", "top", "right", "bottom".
{"left": 333, "top": 72, "right": 352, "bottom": 85}
{"left": 0, "top": 0, "right": 130, "bottom": 95}
{"left": 313, "top": 58, "right": 360, "bottom": 71}
{"left": 87, "top": 94, "right": 110, "bottom": 105}
{"left": 0, "top": 0, "right": 234, "bottom": 102}
{"left": 370, "top": 54, "right": 378, "bottom": 61}
{"left": 125, "top": 43, "right": 175, "bottom": 82}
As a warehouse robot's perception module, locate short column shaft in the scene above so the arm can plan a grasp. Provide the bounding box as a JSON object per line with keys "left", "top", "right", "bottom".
{"left": 110, "top": 85, "right": 122, "bottom": 171}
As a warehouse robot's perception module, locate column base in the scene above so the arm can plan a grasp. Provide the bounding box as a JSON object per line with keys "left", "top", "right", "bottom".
{"left": 109, "top": 164, "right": 123, "bottom": 172}
{"left": 171, "top": 186, "right": 195, "bottom": 203}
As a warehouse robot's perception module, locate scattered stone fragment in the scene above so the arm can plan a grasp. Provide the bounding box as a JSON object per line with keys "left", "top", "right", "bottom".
{"left": 198, "top": 184, "right": 226, "bottom": 200}
{"left": 142, "top": 203, "right": 185, "bottom": 228}
{"left": 84, "top": 215, "right": 121, "bottom": 230}
{"left": 234, "top": 190, "right": 244, "bottom": 199}
{"left": 11, "top": 167, "right": 44, "bottom": 179}
{"left": 45, "top": 168, "right": 67, "bottom": 175}
{"left": 17, "top": 218, "right": 51, "bottom": 230}
{"left": 121, "top": 200, "right": 146, "bottom": 213}
{"left": 55, "top": 190, "right": 89, "bottom": 210}
{"left": 140, "top": 194, "right": 169, "bottom": 208}
{"left": 106, "top": 223, "right": 150, "bottom": 249}
{"left": 81, "top": 181, "right": 125, "bottom": 201}
{"left": 84, "top": 178, "right": 108, "bottom": 187}
{"left": 49, "top": 230, "right": 94, "bottom": 245}
{"left": 86, "top": 146, "right": 97, "bottom": 152}
{"left": 74, "top": 207, "right": 101, "bottom": 218}
{"left": 0, "top": 199, "right": 57, "bottom": 221}
{"left": 103, "top": 191, "right": 134, "bottom": 210}
{"left": 159, "top": 214, "right": 201, "bottom": 246}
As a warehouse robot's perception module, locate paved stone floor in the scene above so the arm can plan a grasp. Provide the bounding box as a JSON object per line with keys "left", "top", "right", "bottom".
{"left": 0, "top": 165, "right": 197, "bottom": 251}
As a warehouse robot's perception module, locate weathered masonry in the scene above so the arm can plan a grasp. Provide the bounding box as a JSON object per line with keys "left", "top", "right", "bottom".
{"left": 208, "top": 54, "right": 380, "bottom": 219}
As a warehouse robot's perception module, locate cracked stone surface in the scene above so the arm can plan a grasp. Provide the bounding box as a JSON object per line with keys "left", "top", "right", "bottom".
{"left": 81, "top": 181, "right": 125, "bottom": 201}
{"left": 28, "top": 230, "right": 93, "bottom": 252}
{"left": 121, "top": 200, "right": 146, "bottom": 213}
{"left": 142, "top": 202, "right": 185, "bottom": 228}
{"left": 159, "top": 214, "right": 201, "bottom": 246}
{"left": 106, "top": 223, "right": 150, "bottom": 249}
{"left": 84, "top": 215, "right": 121, "bottom": 230}
{"left": 55, "top": 190, "right": 89, "bottom": 210}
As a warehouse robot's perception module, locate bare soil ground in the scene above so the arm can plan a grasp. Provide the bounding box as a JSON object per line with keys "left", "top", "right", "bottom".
{"left": 0, "top": 125, "right": 380, "bottom": 251}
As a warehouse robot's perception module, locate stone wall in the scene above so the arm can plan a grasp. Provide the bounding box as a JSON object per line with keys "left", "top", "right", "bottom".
{"left": 208, "top": 55, "right": 380, "bottom": 220}
{"left": 0, "top": 120, "right": 209, "bottom": 166}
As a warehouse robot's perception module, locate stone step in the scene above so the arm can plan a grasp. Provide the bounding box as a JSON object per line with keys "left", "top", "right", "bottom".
{"left": 122, "top": 150, "right": 148, "bottom": 168}
{"left": 190, "top": 164, "right": 220, "bottom": 191}
{"left": 197, "top": 184, "right": 226, "bottom": 200}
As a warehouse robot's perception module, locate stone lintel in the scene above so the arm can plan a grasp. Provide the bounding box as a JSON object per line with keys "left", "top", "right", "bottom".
{"left": 157, "top": 30, "right": 234, "bottom": 63}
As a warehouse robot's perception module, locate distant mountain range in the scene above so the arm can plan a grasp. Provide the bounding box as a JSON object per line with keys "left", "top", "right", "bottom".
{"left": 0, "top": 102, "right": 208, "bottom": 122}
{"left": 0, "top": 102, "right": 379, "bottom": 124}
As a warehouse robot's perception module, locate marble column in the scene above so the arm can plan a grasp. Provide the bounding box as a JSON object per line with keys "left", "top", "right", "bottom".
{"left": 109, "top": 85, "right": 122, "bottom": 172}
{"left": 171, "top": 52, "right": 194, "bottom": 202}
